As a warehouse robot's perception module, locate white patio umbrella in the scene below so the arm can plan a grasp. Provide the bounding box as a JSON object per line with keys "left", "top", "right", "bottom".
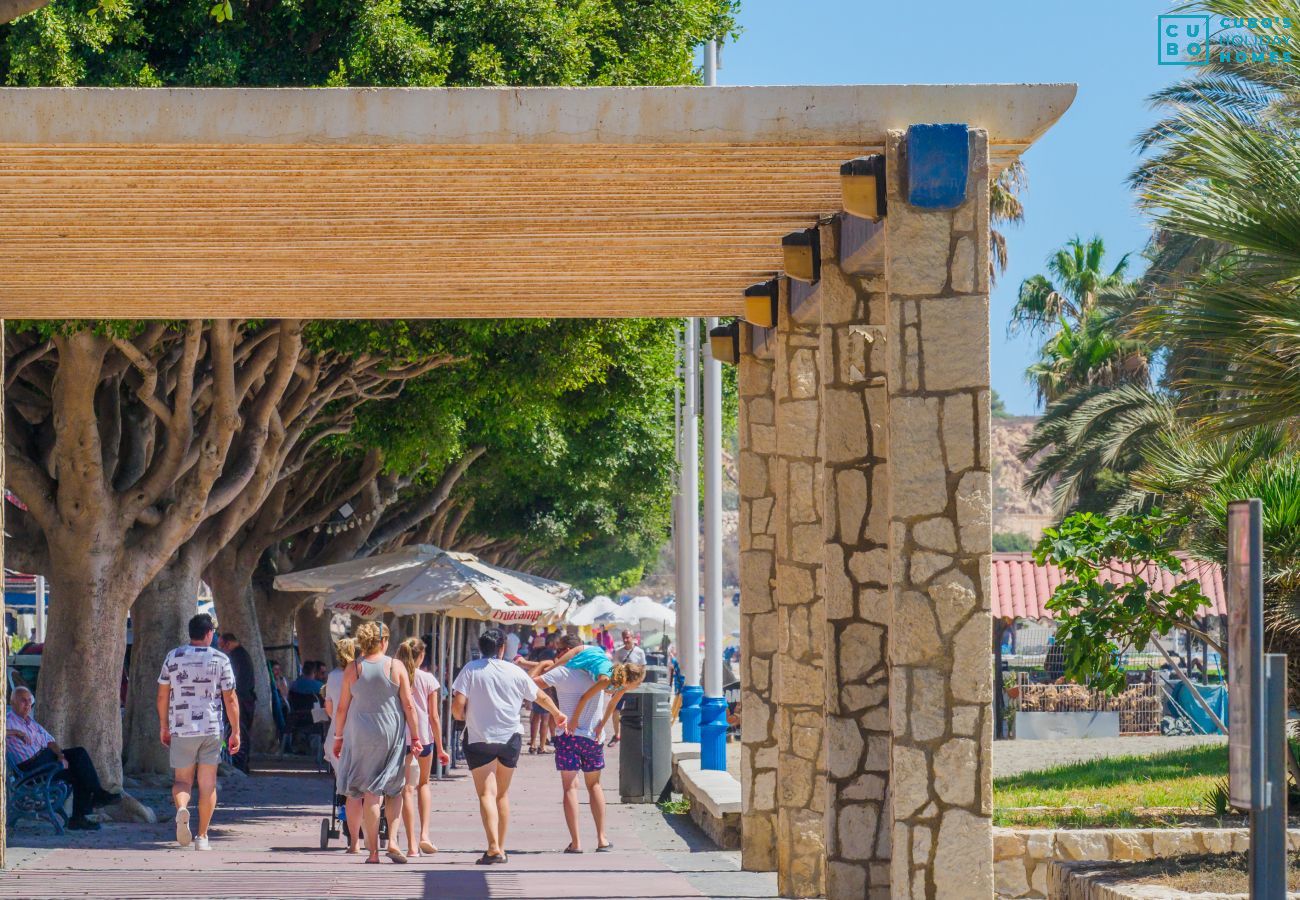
{"left": 593, "top": 595, "right": 676, "bottom": 649}
{"left": 595, "top": 595, "right": 676, "bottom": 629}
{"left": 566, "top": 594, "right": 620, "bottom": 627}
{"left": 272, "top": 545, "right": 567, "bottom": 626}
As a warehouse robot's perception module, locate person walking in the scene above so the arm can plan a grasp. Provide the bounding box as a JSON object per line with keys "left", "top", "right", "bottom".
{"left": 394, "top": 637, "right": 450, "bottom": 858}
{"left": 451, "top": 628, "right": 567, "bottom": 865}
{"left": 217, "top": 633, "right": 256, "bottom": 773}
{"left": 537, "top": 635, "right": 613, "bottom": 853}
{"left": 157, "top": 613, "right": 241, "bottom": 851}
{"left": 609, "top": 630, "right": 646, "bottom": 747}
{"left": 332, "top": 622, "right": 425, "bottom": 864}
{"left": 324, "top": 638, "right": 358, "bottom": 771}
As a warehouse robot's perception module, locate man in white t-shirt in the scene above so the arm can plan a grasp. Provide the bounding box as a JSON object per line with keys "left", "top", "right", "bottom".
{"left": 503, "top": 627, "right": 521, "bottom": 661}
{"left": 538, "top": 634, "right": 613, "bottom": 853}
{"left": 452, "top": 628, "right": 566, "bottom": 865}
{"left": 156, "top": 613, "right": 240, "bottom": 851}
{"left": 609, "top": 630, "right": 647, "bottom": 747}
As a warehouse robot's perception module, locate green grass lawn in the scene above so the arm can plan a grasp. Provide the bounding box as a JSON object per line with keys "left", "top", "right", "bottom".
{"left": 994, "top": 744, "right": 1228, "bottom": 828}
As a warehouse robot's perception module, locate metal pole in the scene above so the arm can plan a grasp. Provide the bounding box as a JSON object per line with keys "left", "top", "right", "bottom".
{"left": 700, "top": 312, "right": 727, "bottom": 769}
{"left": 673, "top": 328, "right": 685, "bottom": 669}
{"left": 432, "top": 614, "right": 445, "bottom": 779}
{"left": 34, "top": 575, "right": 46, "bottom": 643}
{"left": 1253, "top": 653, "right": 1287, "bottom": 899}
{"left": 679, "top": 317, "right": 703, "bottom": 743}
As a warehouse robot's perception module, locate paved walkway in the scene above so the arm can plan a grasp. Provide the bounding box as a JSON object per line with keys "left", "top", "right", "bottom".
{"left": 993, "top": 734, "right": 1226, "bottom": 778}
{"left": 1, "top": 752, "right": 777, "bottom": 899}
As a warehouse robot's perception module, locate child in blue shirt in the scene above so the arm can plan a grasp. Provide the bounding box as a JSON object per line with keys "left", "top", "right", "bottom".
{"left": 532, "top": 641, "right": 646, "bottom": 739}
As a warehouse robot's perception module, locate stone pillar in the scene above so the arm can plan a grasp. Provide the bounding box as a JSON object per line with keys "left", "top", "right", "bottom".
{"left": 773, "top": 276, "right": 827, "bottom": 898}
{"left": 738, "top": 321, "right": 779, "bottom": 872}
{"left": 818, "top": 220, "right": 894, "bottom": 899}
{"left": 884, "top": 126, "right": 993, "bottom": 899}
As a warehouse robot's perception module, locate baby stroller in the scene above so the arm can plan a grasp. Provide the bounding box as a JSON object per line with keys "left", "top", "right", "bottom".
{"left": 320, "top": 778, "right": 389, "bottom": 850}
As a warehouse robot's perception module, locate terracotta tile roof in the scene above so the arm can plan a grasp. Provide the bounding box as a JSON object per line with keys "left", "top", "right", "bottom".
{"left": 990, "top": 552, "right": 1226, "bottom": 623}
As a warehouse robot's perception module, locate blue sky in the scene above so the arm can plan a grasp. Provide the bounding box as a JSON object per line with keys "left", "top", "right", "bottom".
{"left": 718, "top": 0, "right": 1183, "bottom": 415}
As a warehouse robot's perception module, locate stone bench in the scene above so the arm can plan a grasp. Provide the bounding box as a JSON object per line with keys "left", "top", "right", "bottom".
{"left": 670, "top": 746, "right": 741, "bottom": 850}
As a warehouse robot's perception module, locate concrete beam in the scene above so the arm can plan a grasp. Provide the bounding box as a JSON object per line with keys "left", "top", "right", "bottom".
{"left": 0, "top": 84, "right": 1075, "bottom": 150}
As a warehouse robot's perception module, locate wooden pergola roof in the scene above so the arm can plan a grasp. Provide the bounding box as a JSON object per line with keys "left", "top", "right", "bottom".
{"left": 0, "top": 85, "right": 1074, "bottom": 318}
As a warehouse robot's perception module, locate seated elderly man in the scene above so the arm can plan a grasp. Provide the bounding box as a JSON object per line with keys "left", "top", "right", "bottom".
{"left": 6, "top": 686, "right": 119, "bottom": 830}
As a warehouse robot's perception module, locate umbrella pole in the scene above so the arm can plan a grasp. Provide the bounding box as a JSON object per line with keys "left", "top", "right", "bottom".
{"left": 435, "top": 614, "right": 448, "bottom": 781}
{"left": 447, "top": 617, "right": 460, "bottom": 770}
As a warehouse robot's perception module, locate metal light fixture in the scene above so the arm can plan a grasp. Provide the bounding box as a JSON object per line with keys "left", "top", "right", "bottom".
{"left": 743, "top": 280, "right": 779, "bottom": 329}
{"left": 840, "top": 154, "right": 887, "bottom": 221}
{"left": 708, "top": 322, "right": 739, "bottom": 365}
{"left": 782, "top": 228, "right": 820, "bottom": 284}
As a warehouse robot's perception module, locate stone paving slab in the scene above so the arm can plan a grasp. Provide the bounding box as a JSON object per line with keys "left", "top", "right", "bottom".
{"left": 1, "top": 751, "right": 776, "bottom": 900}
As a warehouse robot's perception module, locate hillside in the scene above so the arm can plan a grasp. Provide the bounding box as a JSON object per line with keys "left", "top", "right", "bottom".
{"left": 991, "top": 415, "right": 1054, "bottom": 540}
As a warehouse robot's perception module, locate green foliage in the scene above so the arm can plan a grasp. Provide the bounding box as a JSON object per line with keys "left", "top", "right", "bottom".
{"left": 1010, "top": 236, "right": 1132, "bottom": 337}
{"left": 460, "top": 319, "right": 677, "bottom": 593}
{"left": 1020, "top": 383, "right": 1175, "bottom": 516}
{"left": 1201, "top": 777, "right": 1231, "bottom": 817}
{"left": 1033, "top": 509, "right": 1214, "bottom": 694}
{"left": 989, "top": 389, "right": 1010, "bottom": 419}
{"left": 992, "top": 532, "right": 1034, "bottom": 553}
{"left": 1, "top": 0, "right": 739, "bottom": 88}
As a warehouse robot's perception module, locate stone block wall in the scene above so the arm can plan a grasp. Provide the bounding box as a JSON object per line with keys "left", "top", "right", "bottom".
{"left": 818, "top": 222, "right": 893, "bottom": 900}
{"left": 736, "top": 126, "right": 993, "bottom": 898}
{"left": 773, "top": 276, "right": 828, "bottom": 899}
{"left": 996, "top": 826, "right": 1300, "bottom": 899}
{"left": 883, "top": 128, "right": 994, "bottom": 900}
{"left": 738, "top": 321, "right": 779, "bottom": 872}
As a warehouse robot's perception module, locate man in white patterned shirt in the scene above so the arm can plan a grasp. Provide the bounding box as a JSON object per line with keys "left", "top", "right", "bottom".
{"left": 156, "top": 614, "right": 240, "bottom": 850}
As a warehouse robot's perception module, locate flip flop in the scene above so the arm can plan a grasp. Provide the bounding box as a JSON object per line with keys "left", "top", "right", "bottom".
{"left": 563, "top": 845, "right": 583, "bottom": 854}
{"left": 419, "top": 840, "right": 438, "bottom": 854}
{"left": 475, "top": 852, "right": 507, "bottom": 865}
{"left": 596, "top": 843, "right": 615, "bottom": 852}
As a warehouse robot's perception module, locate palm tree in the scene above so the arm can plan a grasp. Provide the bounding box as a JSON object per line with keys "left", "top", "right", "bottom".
{"left": 990, "top": 160, "right": 1027, "bottom": 284}
{"left": 1137, "top": 104, "right": 1300, "bottom": 433}
{"left": 1020, "top": 384, "right": 1174, "bottom": 515}
{"left": 1025, "top": 310, "right": 1150, "bottom": 407}
{"left": 1009, "top": 236, "right": 1132, "bottom": 336}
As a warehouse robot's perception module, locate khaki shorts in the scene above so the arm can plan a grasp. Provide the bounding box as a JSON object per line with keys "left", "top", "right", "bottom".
{"left": 170, "top": 734, "right": 223, "bottom": 770}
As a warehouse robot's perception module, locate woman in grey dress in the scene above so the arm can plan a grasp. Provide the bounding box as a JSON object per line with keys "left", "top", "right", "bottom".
{"left": 331, "top": 621, "right": 425, "bottom": 863}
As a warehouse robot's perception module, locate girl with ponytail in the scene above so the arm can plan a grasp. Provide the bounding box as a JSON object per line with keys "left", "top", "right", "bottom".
{"left": 393, "top": 637, "right": 449, "bottom": 858}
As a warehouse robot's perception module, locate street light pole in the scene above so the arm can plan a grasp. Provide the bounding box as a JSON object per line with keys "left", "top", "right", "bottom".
{"left": 700, "top": 309, "right": 727, "bottom": 769}
{"left": 679, "top": 316, "right": 703, "bottom": 742}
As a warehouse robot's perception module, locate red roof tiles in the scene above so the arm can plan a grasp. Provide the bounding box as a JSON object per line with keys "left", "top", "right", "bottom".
{"left": 990, "top": 552, "right": 1226, "bottom": 623}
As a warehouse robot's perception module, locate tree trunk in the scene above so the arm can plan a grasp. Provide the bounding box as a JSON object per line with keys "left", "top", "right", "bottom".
{"left": 260, "top": 590, "right": 305, "bottom": 673}
{"left": 124, "top": 547, "right": 204, "bottom": 775}
{"left": 295, "top": 598, "right": 335, "bottom": 667}
{"left": 37, "top": 558, "right": 135, "bottom": 793}
{"left": 207, "top": 546, "right": 277, "bottom": 754}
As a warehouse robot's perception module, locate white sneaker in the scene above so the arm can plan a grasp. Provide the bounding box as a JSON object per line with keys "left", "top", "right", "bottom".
{"left": 175, "top": 808, "right": 192, "bottom": 847}
{"left": 193, "top": 835, "right": 210, "bottom": 851}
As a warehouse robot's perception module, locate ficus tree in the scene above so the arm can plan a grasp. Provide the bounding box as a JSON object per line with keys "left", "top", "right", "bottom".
{"left": 1032, "top": 509, "right": 1219, "bottom": 695}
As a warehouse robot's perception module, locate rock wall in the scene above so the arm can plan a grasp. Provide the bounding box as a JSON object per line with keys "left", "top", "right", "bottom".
{"left": 737, "top": 126, "right": 993, "bottom": 898}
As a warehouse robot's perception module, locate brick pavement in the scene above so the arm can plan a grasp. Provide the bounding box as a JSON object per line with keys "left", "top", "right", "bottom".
{"left": 1, "top": 750, "right": 776, "bottom": 899}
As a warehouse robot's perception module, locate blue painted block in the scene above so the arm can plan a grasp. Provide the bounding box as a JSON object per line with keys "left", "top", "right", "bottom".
{"left": 906, "top": 123, "right": 969, "bottom": 209}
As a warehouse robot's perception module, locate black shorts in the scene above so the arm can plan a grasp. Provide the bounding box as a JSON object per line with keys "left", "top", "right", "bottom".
{"left": 464, "top": 733, "right": 523, "bottom": 770}
{"left": 406, "top": 743, "right": 433, "bottom": 758}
